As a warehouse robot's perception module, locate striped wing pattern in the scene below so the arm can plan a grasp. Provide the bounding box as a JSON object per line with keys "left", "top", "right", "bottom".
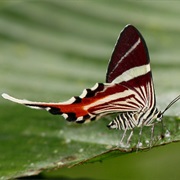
{"left": 2, "top": 25, "right": 159, "bottom": 130}
{"left": 2, "top": 83, "right": 140, "bottom": 123}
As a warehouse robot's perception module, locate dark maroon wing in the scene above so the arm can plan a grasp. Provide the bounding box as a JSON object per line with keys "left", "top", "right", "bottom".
{"left": 106, "top": 25, "right": 156, "bottom": 115}
{"left": 106, "top": 24, "right": 150, "bottom": 83}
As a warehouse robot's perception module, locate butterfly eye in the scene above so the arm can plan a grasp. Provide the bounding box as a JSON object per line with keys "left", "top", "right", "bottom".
{"left": 156, "top": 112, "right": 163, "bottom": 122}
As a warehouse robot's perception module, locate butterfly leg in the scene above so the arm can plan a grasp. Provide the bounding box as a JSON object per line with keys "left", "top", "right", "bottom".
{"left": 161, "top": 120, "right": 165, "bottom": 137}
{"left": 136, "top": 124, "right": 144, "bottom": 151}
{"left": 150, "top": 120, "right": 168, "bottom": 148}
{"left": 160, "top": 119, "right": 166, "bottom": 138}
{"left": 126, "top": 129, "right": 134, "bottom": 145}
{"left": 160, "top": 119, "right": 171, "bottom": 141}
{"left": 118, "top": 129, "right": 127, "bottom": 147}
{"left": 149, "top": 123, "right": 155, "bottom": 148}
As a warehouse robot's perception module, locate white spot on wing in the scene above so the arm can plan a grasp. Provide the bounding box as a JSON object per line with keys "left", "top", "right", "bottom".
{"left": 76, "top": 116, "right": 84, "bottom": 121}
{"left": 91, "top": 83, "right": 99, "bottom": 91}
{"left": 62, "top": 113, "right": 68, "bottom": 119}
{"left": 46, "top": 107, "right": 51, "bottom": 111}
{"left": 79, "top": 89, "right": 87, "bottom": 98}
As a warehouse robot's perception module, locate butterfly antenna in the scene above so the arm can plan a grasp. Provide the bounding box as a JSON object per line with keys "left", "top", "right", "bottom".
{"left": 161, "top": 95, "right": 180, "bottom": 115}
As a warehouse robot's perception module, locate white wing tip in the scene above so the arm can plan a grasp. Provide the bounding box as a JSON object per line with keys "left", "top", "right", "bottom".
{"left": 2, "top": 93, "right": 13, "bottom": 100}
{"left": 1, "top": 93, "right": 29, "bottom": 104}
{"left": 2, "top": 93, "right": 46, "bottom": 110}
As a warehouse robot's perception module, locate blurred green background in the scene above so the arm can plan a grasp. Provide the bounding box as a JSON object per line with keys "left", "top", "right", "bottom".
{"left": 0, "top": 1, "right": 180, "bottom": 180}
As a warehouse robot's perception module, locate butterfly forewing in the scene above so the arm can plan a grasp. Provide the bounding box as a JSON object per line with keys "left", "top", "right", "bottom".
{"left": 107, "top": 25, "right": 156, "bottom": 112}
{"left": 106, "top": 25, "right": 150, "bottom": 83}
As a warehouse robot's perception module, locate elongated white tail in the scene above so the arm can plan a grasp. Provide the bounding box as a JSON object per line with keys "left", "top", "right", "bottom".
{"left": 1, "top": 93, "right": 93, "bottom": 122}
{"left": 1, "top": 93, "right": 65, "bottom": 117}
{"left": 2, "top": 93, "right": 50, "bottom": 109}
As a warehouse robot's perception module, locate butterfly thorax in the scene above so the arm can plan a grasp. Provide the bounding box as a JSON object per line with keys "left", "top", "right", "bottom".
{"left": 107, "top": 106, "right": 161, "bottom": 130}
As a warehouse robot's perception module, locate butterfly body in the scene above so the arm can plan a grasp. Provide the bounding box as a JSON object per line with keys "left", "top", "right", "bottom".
{"left": 108, "top": 107, "right": 160, "bottom": 130}
{"left": 2, "top": 25, "right": 179, "bottom": 140}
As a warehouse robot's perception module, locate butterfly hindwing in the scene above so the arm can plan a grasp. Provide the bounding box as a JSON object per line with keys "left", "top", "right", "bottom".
{"left": 2, "top": 82, "right": 141, "bottom": 123}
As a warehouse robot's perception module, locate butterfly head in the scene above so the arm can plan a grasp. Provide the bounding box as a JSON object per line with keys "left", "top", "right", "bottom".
{"left": 156, "top": 111, "right": 163, "bottom": 122}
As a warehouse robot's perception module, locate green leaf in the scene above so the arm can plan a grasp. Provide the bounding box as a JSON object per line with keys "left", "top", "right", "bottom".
{"left": 0, "top": 1, "right": 180, "bottom": 179}
{"left": 0, "top": 104, "right": 180, "bottom": 179}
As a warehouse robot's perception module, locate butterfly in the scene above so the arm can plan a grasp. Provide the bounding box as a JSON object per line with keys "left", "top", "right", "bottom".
{"left": 2, "top": 25, "right": 180, "bottom": 145}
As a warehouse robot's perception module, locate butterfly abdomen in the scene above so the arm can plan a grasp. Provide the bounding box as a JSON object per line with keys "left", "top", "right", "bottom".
{"left": 107, "top": 112, "right": 136, "bottom": 130}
